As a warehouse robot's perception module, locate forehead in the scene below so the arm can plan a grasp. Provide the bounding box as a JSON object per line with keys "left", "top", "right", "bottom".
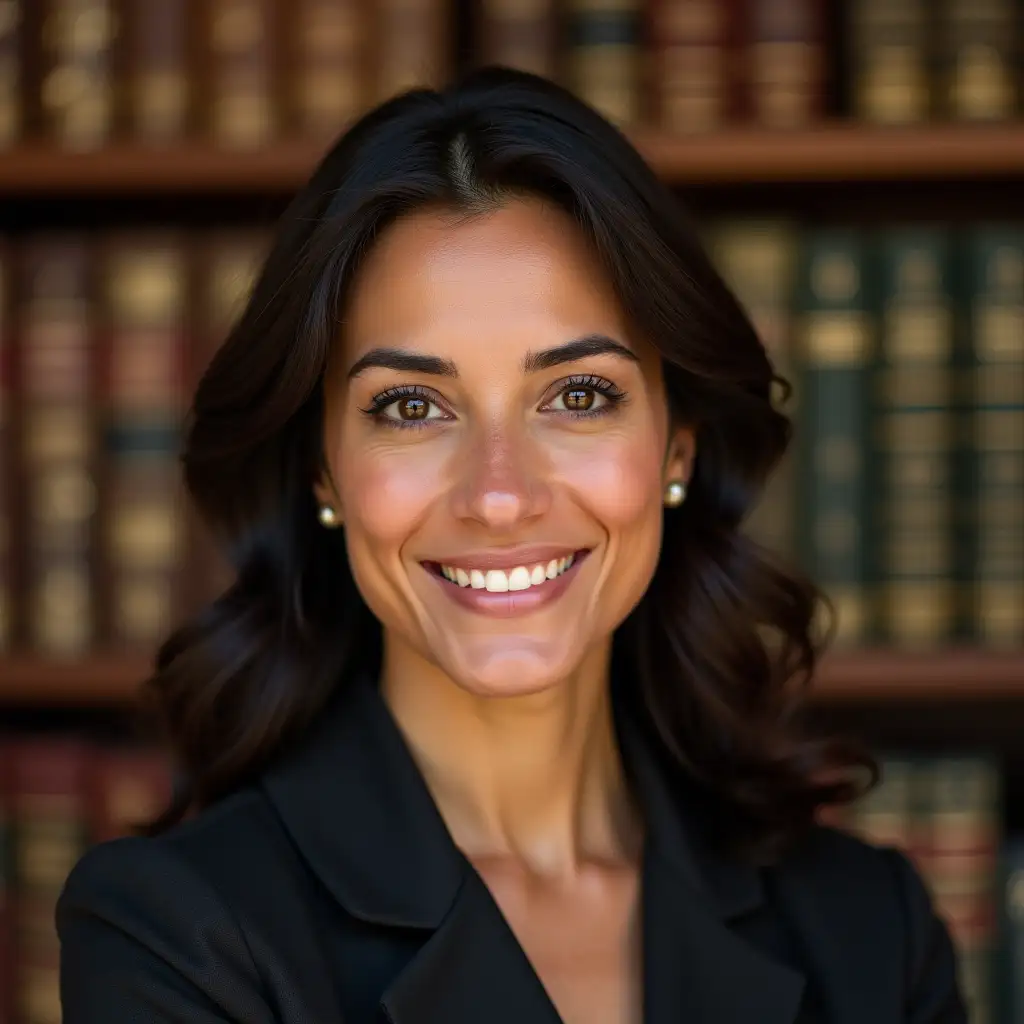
{"left": 340, "top": 198, "right": 633, "bottom": 358}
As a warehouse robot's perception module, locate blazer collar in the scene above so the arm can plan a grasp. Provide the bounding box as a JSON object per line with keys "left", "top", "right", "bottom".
{"left": 261, "top": 674, "right": 805, "bottom": 1024}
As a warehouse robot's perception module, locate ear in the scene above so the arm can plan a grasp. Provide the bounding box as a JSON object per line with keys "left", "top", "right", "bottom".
{"left": 663, "top": 425, "right": 696, "bottom": 488}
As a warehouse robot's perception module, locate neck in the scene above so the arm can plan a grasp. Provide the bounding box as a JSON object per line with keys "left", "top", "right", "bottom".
{"left": 380, "top": 640, "right": 641, "bottom": 879}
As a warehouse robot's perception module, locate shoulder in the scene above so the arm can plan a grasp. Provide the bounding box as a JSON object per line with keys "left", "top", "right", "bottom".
{"left": 60, "top": 785, "right": 290, "bottom": 921}
{"left": 768, "top": 825, "right": 966, "bottom": 1020}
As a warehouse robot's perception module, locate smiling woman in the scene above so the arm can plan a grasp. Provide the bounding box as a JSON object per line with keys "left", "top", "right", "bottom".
{"left": 57, "top": 69, "right": 966, "bottom": 1024}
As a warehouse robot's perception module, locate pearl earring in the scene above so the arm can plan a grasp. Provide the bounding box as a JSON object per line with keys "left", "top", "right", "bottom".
{"left": 318, "top": 505, "right": 341, "bottom": 528}
{"left": 664, "top": 481, "right": 686, "bottom": 508}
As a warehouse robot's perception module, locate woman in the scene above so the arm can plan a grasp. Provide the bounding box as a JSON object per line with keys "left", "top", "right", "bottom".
{"left": 58, "top": 68, "right": 964, "bottom": 1024}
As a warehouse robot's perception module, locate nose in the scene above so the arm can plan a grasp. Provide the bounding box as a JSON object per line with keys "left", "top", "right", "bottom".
{"left": 450, "top": 424, "right": 552, "bottom": 531}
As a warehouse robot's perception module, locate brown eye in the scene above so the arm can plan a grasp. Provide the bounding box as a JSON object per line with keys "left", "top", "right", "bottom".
{"left": 398, "top": 396, "right": 429, "bottom": 420}
{"left": 562, "top": 388, "right": 596, "bottom": 411}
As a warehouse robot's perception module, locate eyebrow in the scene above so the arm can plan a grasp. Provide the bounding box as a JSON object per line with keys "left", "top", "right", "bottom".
{"left": 346, "top": 333, "right": 638, "bottom": 380}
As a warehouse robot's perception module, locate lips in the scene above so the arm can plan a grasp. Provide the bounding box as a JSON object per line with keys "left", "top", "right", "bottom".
{"left": 420, "top": 548, "right": 591, "bottom": 618}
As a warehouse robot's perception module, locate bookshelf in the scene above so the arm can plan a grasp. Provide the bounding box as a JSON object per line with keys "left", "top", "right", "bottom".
{"left": 2, "top": 650, "right": 1021, "bottom": 706}
{"left": 0, "top": 124, "right": 1022, "bottom": 193}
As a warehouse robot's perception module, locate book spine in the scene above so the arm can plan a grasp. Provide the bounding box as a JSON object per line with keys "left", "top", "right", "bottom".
{"left": 965, "top": 227, "right": 1024, "bottom": 647}
{"left": 937, "top": 0, "right": 1017, "bottom": 121}
{"left": 707, "top": 219, "right": 799, "bottom": 561}
{"left": 119, "top": 0, "right": 191, "bottom": 142}
{"left": 0, "top": 0, "right": 20, "bottom": 146}
{"left": 795, "top": 230, "right": 873, "bottom": 647}
{"left": 289, "top": 0, "right": 366, "bottom": 139}
{"left": 872, "top": 228, "right": 956, "bottom": 647}
{"left": 37, "top": 0, "right": 116, "bottom": 149}
{"left": 8, "top": 738, "right": 92, "bottom": 1024}
{"left": 91, "top": 746, "right": 172, "bottom": 843}
{"left": 100, "top": 236, "right": 188, "bottom": 651}
{"left": 847, "top": 0, "right": 931, "bottom": 123}
{"left": 477, "top": 0, "right": 557, "bottom": 79}
{"left": 566, "top": 0, "right": 641, "bottom": 126}
{"left": 924, "top": 756, "right": 1001, "bottom": 1024}
{"left": 849, "top": 754, "right": 916, "bottom": 852}
{"left": 17, "top": 239, "right": 98, "bottom": 656}
{"left": 1001, "top": 838, "right": 1024, "bottom": 1024}
{"left": 744, "top": 0, "right": 825, "bottom": 127}
{"left": 371, "top": 0, "right": 448, "bottom": 102}
{"left": 203, "top": 0, "right": 277, "bottom": 149}
{"left": 0, "top": 746, "right": 11, "bottom": 1024}
{"left": 0, "top": 242, "right": 8, "bottom": 651}
{"left": 648, "top": 0, "right": 734, "bottom": 132}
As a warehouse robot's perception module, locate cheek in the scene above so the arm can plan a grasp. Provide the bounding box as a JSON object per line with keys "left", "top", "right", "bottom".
{"left": 557, "top": 430, "right": 664, "bottom": 529}
{"left": 338, "top": 443, "right": 446, "bottom": 549}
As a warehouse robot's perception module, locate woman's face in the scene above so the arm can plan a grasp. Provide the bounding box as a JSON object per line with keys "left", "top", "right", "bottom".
{"left": 319, "top": 198, "right": 692, "bottom": 697}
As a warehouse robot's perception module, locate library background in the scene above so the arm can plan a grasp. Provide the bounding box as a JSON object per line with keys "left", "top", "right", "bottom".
{"left": 0, "top": 0, "right": 1022, "bottom": 1021}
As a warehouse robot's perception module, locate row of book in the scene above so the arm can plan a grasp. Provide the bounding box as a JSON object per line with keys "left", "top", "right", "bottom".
{"left": 0, "top": 0, "right": 1022, "bottom": 151}
{"left": 823, "top": 753, "right": 1020, "bottom": 1024}
{"left": 0, "top": 736, "right": 172, "bottom": 1024}
{"left": 0, "top": 221, "right": 1020, "bottom": 659}
{"left": 708, "top": 220, "right": 1023, "bottom": 650}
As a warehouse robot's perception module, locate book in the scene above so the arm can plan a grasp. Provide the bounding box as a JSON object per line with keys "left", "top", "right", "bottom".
{"left": 871, "top": 227, "right": 956, "bottom": 647}
{"left": 743, "top": 0, "right": 825, "bottom": 127}
{"left": 476, "top": 0, "right": 557, "bottom": 79}
{"left": 847, "top": 0, "right": 931, "bottom": 123}
{"left": 36, "top": 0, "right": 115, "bottom": 149}
{"left": 936, "top": 0, "right": 1018, "bottom": 121}
{"left": 370, "top": 0, "right": 448, "bottom": 103}
{"left": 99, "top": 235, "right": 189, "bottom": 651}
{"left": 202, "top": 0, "right": 278, "bottom": 149}
{"left": 963, "top": 226, "right": 1024, "bottom": 647}
{"left": 0, "top": 0, "right": 20, "bottom": 146}
{"left": 7, "top": 738, "right": 92, "bottom": 1024}
{"left": 288, "top": 0, "right": 367, "bottom": 140}
{"left": 0, "top": 241, "right": 8, "bottom": 652}
{"left": 117, "top": 0, "right": 191, "bottom": 143}
{"left": 795, "top": 230, "right": 873, "bottom": 646}
{"left": 707, "top": 219, "right": 800, "bottom": 561}
{"left": 565, "top": 0, "right": 641, "bottom": 126}
{"left": 17, "top": 239, "right": 98, "bottom": 656}
{"left": 648, "top": 0, "right": 735, "bottom": 132}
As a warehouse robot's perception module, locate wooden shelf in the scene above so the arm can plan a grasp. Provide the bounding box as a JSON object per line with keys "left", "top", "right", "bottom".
{"left": 0, "top": 650, "right": 1021, "bottom": 706}
{"left": 0, "top": 124, "right": 1022, "bottom": 193}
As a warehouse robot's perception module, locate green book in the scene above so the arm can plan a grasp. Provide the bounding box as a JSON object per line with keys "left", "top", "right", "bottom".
{"left": 795, "top": 230, "right": 874, "bottom": 647}
{"left": 707, "top": 219, "right": 800, "bottom": 562}
{"left": 871, "top": 227, "right": 957, "bottom": 648}
{"left": 962, "top": 227, "right": 1024, "bottom": 647}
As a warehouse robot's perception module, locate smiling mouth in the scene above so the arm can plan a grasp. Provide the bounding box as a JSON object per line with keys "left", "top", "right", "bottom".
{"left": 424, "top": 550, "right": 590, "bottom": 593}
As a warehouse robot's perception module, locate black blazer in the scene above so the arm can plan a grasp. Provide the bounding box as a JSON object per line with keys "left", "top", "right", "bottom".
{"left": 58, "top": 675, "right": 966, "bottom": 1024}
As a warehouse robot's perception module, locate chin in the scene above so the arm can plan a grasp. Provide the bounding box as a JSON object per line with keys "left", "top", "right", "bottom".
{"left": 442, "top": 643, "right": 578, "bottom": 700}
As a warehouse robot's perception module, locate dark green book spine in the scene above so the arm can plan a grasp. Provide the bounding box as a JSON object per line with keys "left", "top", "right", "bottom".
{"left": 964, "top": 227, "right": 1024, "bottom": 647}
{"left": 871, "top": 228, "right": 956, "bottom": 648}
{"left": 1000, "top": 838, "right": 1024, "bottom": 1024}
{"left": 796, "top": 231, "right": 873, "bottom": 646}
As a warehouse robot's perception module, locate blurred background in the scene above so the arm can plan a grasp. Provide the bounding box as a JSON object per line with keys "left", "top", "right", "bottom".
{"left": 0, "top": 0, "right": 1022, "bottom": 1022}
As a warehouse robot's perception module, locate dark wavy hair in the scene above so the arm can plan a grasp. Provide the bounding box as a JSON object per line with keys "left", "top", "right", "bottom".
{"left": 144, "top": 67, "right": 874, "bottom": 858}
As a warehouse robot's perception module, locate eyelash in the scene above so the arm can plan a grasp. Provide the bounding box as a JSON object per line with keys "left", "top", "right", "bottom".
{"left": 360, "top": 376, "right": 627, "bottom": 430}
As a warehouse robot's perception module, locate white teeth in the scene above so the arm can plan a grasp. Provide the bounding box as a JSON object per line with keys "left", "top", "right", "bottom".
{"left": 440, "top": 554, "right": 580, "bottom": 593}
{"left": 485, "top": 570, "right": 509, "bottom": 592}
{"left": 508, "top": 567, "right": 531, "bottom": 591}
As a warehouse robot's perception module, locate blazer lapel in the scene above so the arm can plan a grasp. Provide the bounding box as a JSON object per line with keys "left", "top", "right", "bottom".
{"left": 621, "top": 711, "right": 806, "bottom": 1024}
{"left": 381, "top": 869, "right": 563, "bottom": 1024}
